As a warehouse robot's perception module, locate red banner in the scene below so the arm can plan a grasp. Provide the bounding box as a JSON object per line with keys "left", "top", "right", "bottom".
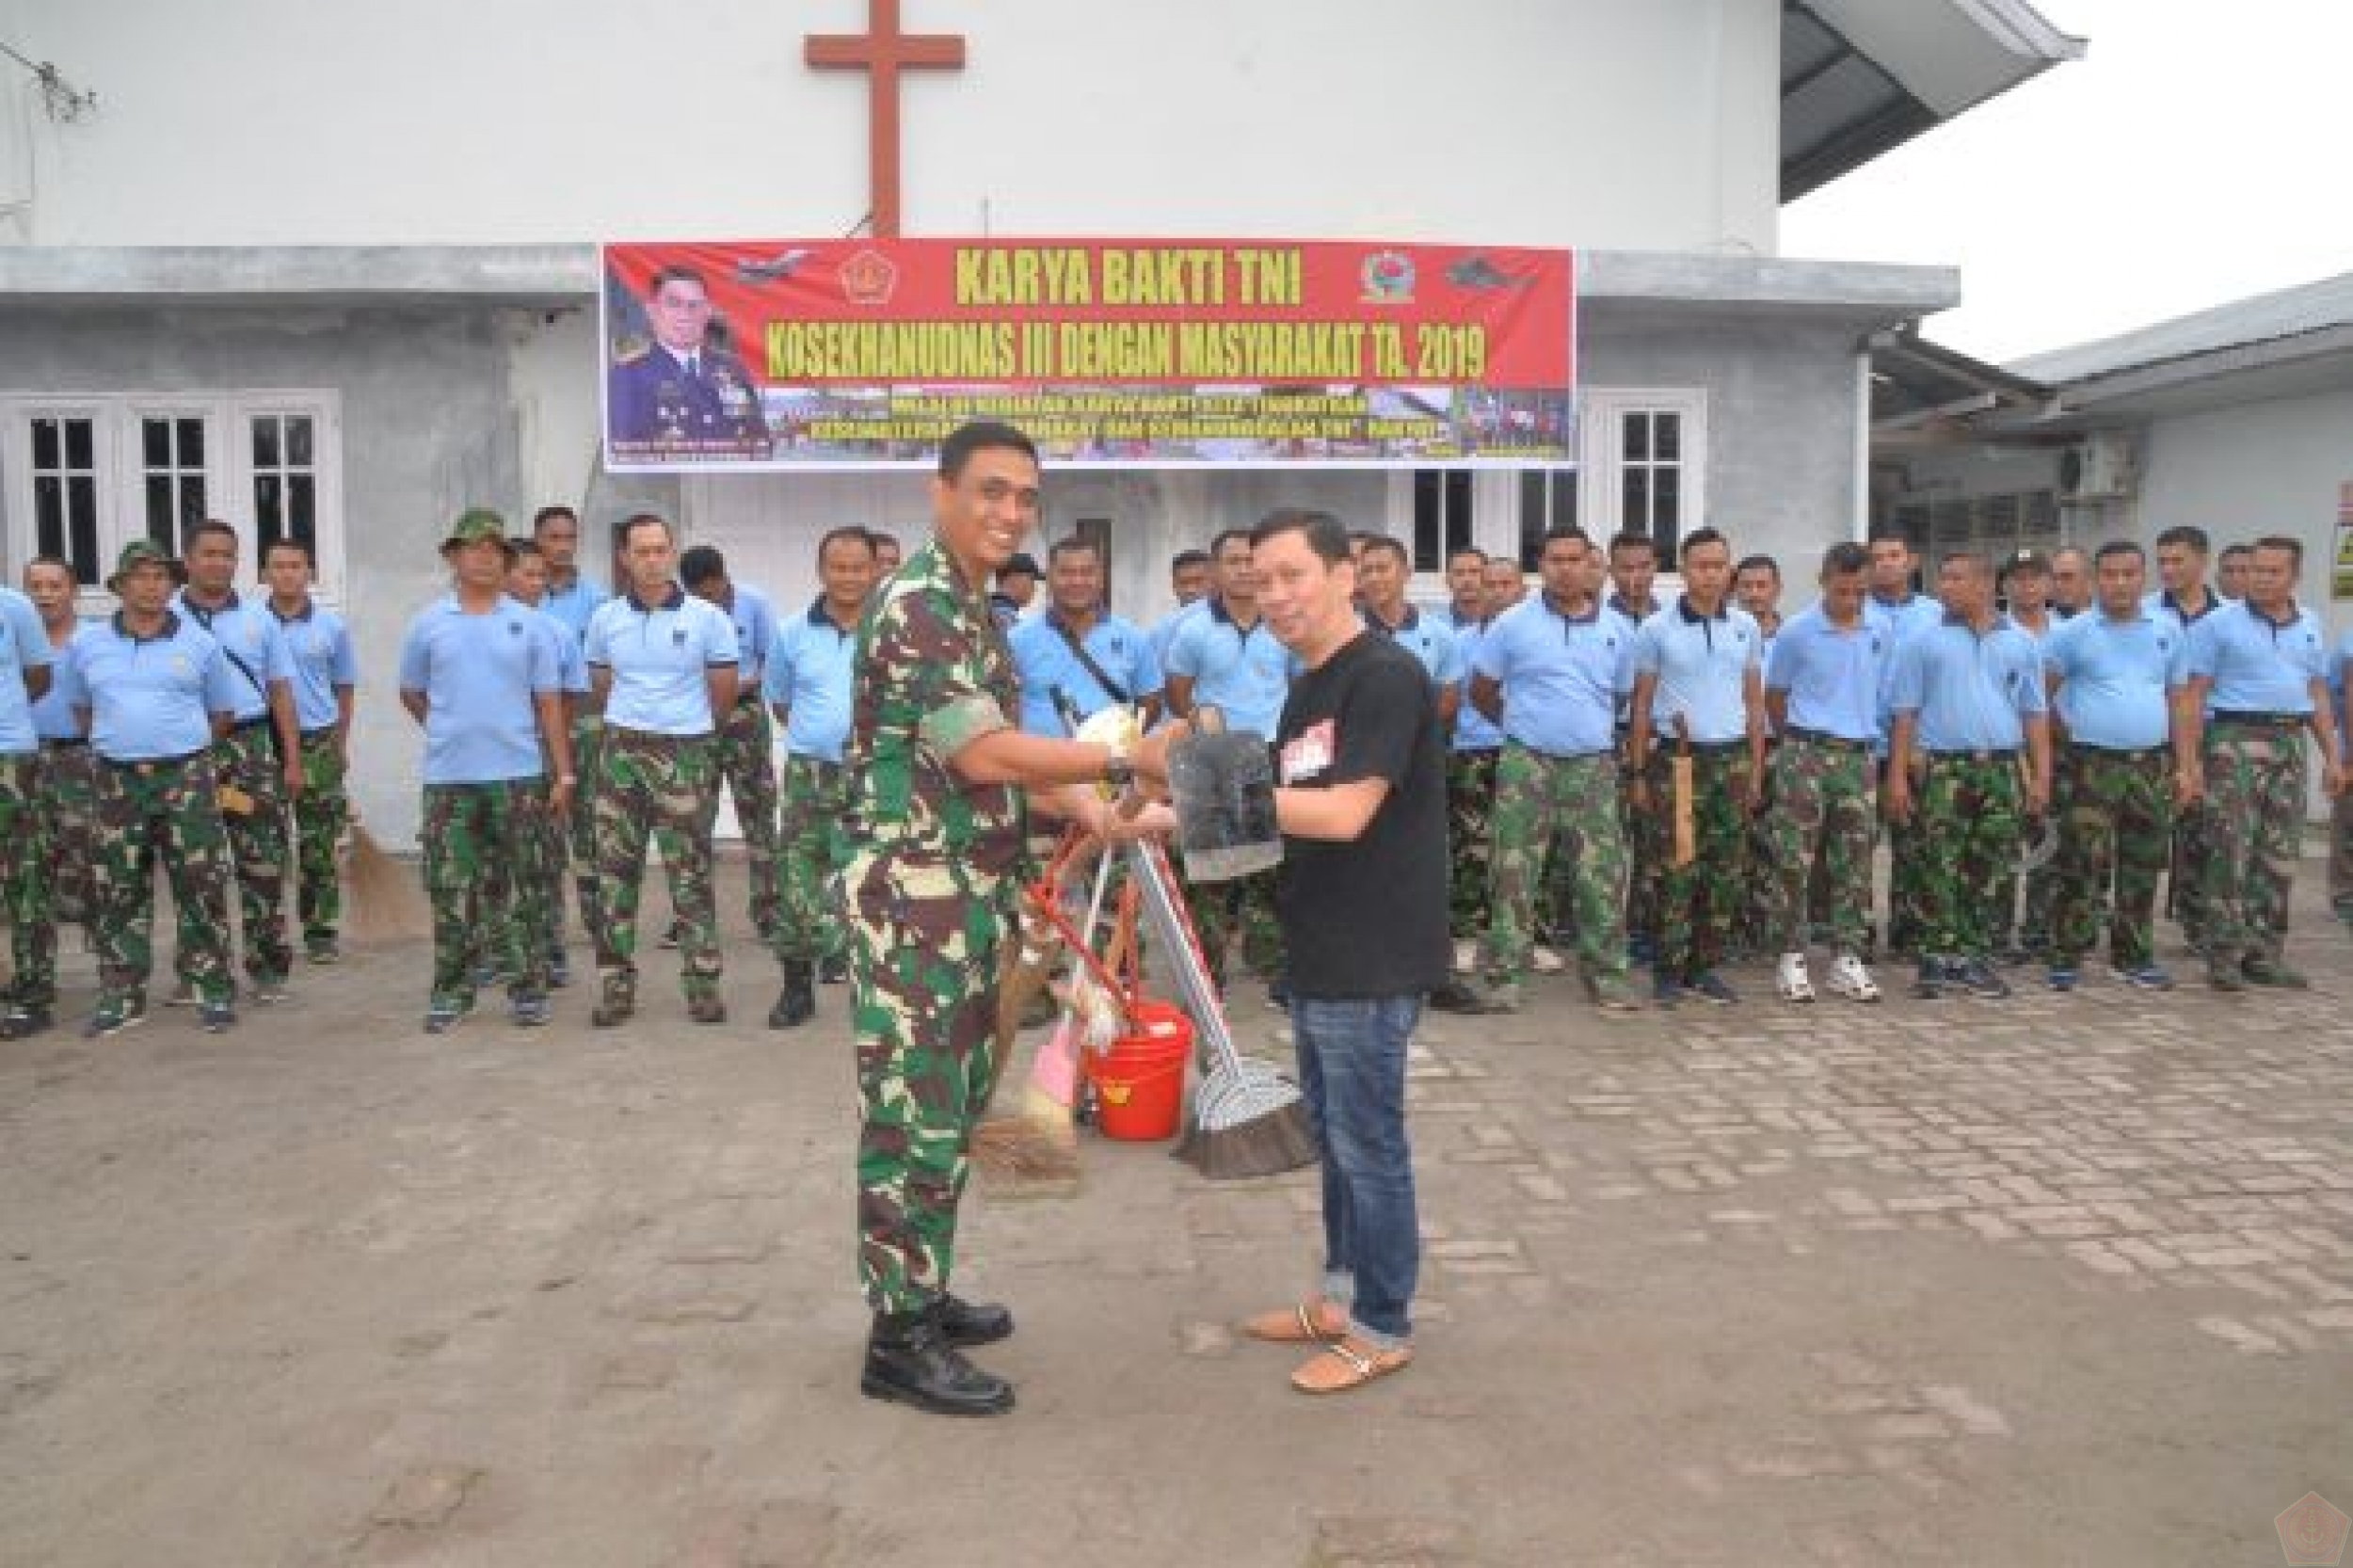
{"left": 600, "top": 238, "right": 1575, "bottom": 470}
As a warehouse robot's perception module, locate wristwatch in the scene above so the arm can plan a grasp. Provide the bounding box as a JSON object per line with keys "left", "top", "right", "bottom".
{"left": 1101, "top": 740, "right": 1135, "bottom": 792}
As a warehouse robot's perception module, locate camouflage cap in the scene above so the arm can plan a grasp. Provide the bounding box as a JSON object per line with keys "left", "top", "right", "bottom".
{"left": 105, "top": 538, "right": 185, "bottom": 590}
{"left": 440, "top": 507, "right": 515, "bottom": 556}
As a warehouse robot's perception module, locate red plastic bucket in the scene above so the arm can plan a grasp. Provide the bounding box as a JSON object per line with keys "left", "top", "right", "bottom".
{"left": 1084, "top": 999, "right": 1193, "bottom": 1142}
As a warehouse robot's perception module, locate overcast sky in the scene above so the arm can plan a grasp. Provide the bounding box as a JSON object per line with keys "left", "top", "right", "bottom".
{"left": 1781, "top": 0, "right": 2353, "bottom": 366}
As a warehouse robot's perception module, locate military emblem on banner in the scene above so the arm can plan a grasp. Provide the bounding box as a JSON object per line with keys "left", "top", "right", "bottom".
{"left": 1359, "top": 249, "right": 1416, "bottom": 305}
{"left": 840, "top": 248, "right": 899, "bottom": 307}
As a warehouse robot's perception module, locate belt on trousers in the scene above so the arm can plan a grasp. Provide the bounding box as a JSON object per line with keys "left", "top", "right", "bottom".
{"left": 103, "top": 749, "right": 203, "bottom": 774}
{"left": 299, "top": 724, "right": 340, "bottom": 739}
{"left": 1515, "top": 744, "right": 1611, "bottom": 762}
{"left": 2210, "top": 711, "right": 2305, "bottom": 728}
{"left": 40, "top": 736, "right": 88, "bottom": 750}
{"left": 226, "top": 713, "right": 272, "bottom": 734}
{"left": 606, "top": 724, "right": 707, "bottom": 744}
{"left": 1675, "top": 738, "right": 1748, "bottom": 758}
{"left": 2073, "top": 743, "right": 2168, "bottom": 760}
{"left": 1927, "top": 747, "right": 2020, "bottom": 764}
{"left": 1784, "top": 726, "right": 1869, "bottom": 753}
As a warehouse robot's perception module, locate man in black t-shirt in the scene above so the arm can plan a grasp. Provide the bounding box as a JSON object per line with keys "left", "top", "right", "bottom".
{"left": 1144, "top": 506, "right": 1445, "bottom": 1397}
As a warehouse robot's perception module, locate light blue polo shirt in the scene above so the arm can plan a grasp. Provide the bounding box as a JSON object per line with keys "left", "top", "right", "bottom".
{"left": 1148, "top": 600, "right": 1206, "bottom": 670}
{"left": 398, "top": 594, "right": 559, "bottom": 785}
{"left": 174, "top": 589, "right": 294, "bottom": 725}
{"left": 2144, "top": 587, "right": 2229, "bottom": 635}
{"left": 1008, "top": 609, "right": 1163, "bottom": 736}
{"left": 1472, "top": 596, "right": 1633, "bottom": 757}
{"left": 1632, "top": 598, "right": 1761, "bottom": 745}
{"left": 1162, "top": 598, "right": 1290, "bottom": 737}
{"left": 586, "top": 586, "right": 739, "bottom": 736}
{"left": 764, "top": 599, "right": 861, "bottom": 763}
{"left": 266, "top": 599, "right": 358, "bottom": 732}
{"left": 2184, "top": 600, "right": 2329, "bottom": 713}
{"left": 530, "top": 605, "right": 589, "bottom": 696}
{"left": 1887, "top": 615, "right": 2047, "bottom": 753}
{"left": 0, "top": 585, "right": 55, "bottom": 756}
{"left": 2043, "top": 607, "right": 2184, "bottom": 751}
{"left": 542, "top": 572, "right": 609, "bottom": 642}
{"left": 61, "top": 612, "right": 243, "bottom": 762}
{"left": 1866, "top": 591, "right": 1946, "bottom": 646}
{"left": 709, "top": 582, "right": 778, "bottom": 687}
{"left": 1362, "top": 604, "right": 1465, "bottom": 690}
{"left": 1765, "top": 603, "right": 1886, "bottom": 744}
{"left": 1449, "top": 617, "right": 1504, "bottom": 751}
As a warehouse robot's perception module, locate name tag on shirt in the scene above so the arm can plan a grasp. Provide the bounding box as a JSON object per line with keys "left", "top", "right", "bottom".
{"left": 1280, "top": 719, "right": 1335, "bottom": 785}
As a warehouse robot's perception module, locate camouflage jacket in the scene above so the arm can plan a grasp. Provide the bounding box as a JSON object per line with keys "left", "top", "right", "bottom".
{"left": 843, "top": 538, "right": 1027, "bottom": 879}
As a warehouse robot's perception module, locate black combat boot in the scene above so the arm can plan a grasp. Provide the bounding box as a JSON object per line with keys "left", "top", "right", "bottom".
{"left": 767, "top": 960, "right": 817, "bottom": 1030}
{"left": 861, "top": 1309, "right": 1016, "bottom": 1416}
{"left": 931, "top": 1292, "right": 1014, "bottom": 1347}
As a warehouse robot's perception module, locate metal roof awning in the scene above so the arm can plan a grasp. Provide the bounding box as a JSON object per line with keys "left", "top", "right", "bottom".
{"left": 1870, "top": 328, "right": 2053, "bottom": 444}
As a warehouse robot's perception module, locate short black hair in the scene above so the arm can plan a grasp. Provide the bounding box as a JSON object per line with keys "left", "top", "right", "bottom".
{"left": 263, "top": 536, "right": 314, "bottom": 566}
{"left": 866, "top": 528, "right": 902, "bottom": 552}
{"left": 2094, "top": 539, "right": 2144, "bottom": 565}
{"left": 187, "top": 519, "right": 240, "bottom": 550}
{"left": 1680, "top": 527, "right": 1730, "bottom": 560}
{"left": 1358, "top": 535, "right": 1410, "bottom": 567}
{"left": 1820, "top": 541, "right": 1868, "bottom": 577}
{"left": 1249, "top": 507, "right": 1352, "bottom": 567}
{"left": 817, "top": 525, "right": 875, "bottom": 562}
{"left": 531, "top": 504, "right": 579, "bottom": 534}
{"left": 648, "top": 264, "right": 707, "bottom": 296}
{"left": 1866, "top": 522, "right": 1914, "bottom": 548}
{"left": 1539, "top": 525, "right": 1590, "bottom": 552}
{"left": 1044, "top": 537, "right": 1097, "bottom": 566}
{"left": 1446, "top": 544, "right": 1489, "bottom": 568}
{"left": 2218, "top": 542, "right": 2254, "bottom": 561}
{"left": 679, "top": 545, "right": 728, "bottom": 585}
{"left": 24, "top": 553, "right": 73, "bottom": 577}
{"left": 1607, "top": 530, "right": 1656, "bottom": 560}
{"left": 508, "top": 538, "right": 543, "bottom": 560}
{"left": 1938, "top": 550, "right": 1993, "bottom": 578}
{"left": 1170, "top": 548, "right": 1211, "bottom": 572}
{"left": 2254, "top": 535, "right": 2304, "bottom": 565}
{"left": 1209, "top": 527, "right": 1255, "bottom": 557}
{"left": 617, "top": 512, "right": 673, "bottom": 550}
{"left": 2153, "top": 525, "right": 2210, "bottom": 553}
{"left": 937, "top": 420, "right": 1039, "bottom": 482}
{"left": 1735, "top": 553, "right": 1779, "bottom": 579}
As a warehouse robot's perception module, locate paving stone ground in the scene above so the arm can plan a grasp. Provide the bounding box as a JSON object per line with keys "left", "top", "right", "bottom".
{"left": 3, "top": 852, "right": 2349, "bottom": 1566}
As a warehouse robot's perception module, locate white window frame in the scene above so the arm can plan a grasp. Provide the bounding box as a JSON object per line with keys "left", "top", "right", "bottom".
{"left": 2, "top": 391, "right": 345, "bottom": 609}
{"left": 1577, "top": 388, "right": 1708, "bottom": 565}
{"left": 1382, "top": 468, "right": 1524, "bottom": 601}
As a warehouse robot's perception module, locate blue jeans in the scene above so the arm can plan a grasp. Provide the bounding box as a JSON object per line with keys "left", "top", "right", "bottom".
{"left": 1290, "top": 994, "right": 1422, "bottom": 1347}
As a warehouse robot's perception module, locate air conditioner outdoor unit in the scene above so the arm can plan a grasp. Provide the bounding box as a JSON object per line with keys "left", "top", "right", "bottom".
{"left": 2058, "top": 432, "right": 2137, "bottom": 502}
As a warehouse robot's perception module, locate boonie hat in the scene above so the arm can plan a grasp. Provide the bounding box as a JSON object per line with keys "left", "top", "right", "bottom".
{"left": 106, "top": 538, "right": 185, "bottom": 591}
{"left": 441, "top": 507, "right": 516, "bottom": 557}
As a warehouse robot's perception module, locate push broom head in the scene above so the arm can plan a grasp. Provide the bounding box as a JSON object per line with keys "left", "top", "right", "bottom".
{"left": 344, "top": 821, "right": 431, "bottom": 945}
{"left": 1174, "top": 1057, "right": 1319, "bottom": 1180}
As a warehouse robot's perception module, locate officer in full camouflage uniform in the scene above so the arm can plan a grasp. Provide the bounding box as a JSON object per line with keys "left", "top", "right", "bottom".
{"left": 584, "top": 514, "right": 739, "bottom": 1027}
{"left": 65, "top": 541, "right": 245, "bottom": 1037}
{"left": 396, "top": 512, "right": 573, "bottom": 1032}
{"left": 1465, "top": 526, "right": 1639, "bottom": 1014}
{"left": 1886, "top": 552, "right": 2051, "bottom": 1001}
{"left": 845, "top": 421, "right": 1154, "bottom": 1418}
{"left": 0, "top": 574, "right": 56, "bottom": 1038}
{"left": 2176, "top": 536, "right": 2343, "bottom": 991}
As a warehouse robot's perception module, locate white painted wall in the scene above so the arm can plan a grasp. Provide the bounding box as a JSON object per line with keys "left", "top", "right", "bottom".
{"left": 0, "top": 0, "right": 1779, "bottom": 253}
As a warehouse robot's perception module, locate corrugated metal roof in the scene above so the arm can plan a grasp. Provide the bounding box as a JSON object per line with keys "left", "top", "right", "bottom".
{"left": 2009, "top": 270, "right": 2353, "bottom": 386}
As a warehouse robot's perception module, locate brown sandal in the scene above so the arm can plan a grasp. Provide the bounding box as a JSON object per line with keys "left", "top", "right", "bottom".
{"left": 1289, "top": 1336, "right": 1413, "bottom": 1394}
{"left": 1241, "top": 1300, "right": 1348, "bottom": 1344}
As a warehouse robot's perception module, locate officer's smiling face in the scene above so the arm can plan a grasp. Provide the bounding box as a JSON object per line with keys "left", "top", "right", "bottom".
{"left": 25, "top": 561, "right": 75, "bottom": 624}
{"left": 648, "top": 279, "right": 714, "bottom": 354}
{"left": 932, "top": 444, "right": 1041, "bottom": 586}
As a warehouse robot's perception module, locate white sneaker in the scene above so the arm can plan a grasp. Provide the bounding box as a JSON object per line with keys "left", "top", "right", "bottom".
{"left": 1531, "top": 945, "right": 1567, "bottom": 975}
{"left": 1826, "top": 953, "right": 1882, "bottom": 1003}
{"left": 1775, "top": 952, "right": 1817, "bottom": 1003}
{"left": 1452, "top": 939, "right": 1478, "bottom": 975}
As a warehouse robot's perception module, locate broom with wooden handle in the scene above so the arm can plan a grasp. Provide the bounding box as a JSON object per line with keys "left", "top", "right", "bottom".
{"left": 343, "top": 815, "right": 432, "bottom": 944}
{"left": 974, "top": 836, "right": 1117, "bottom": 1191}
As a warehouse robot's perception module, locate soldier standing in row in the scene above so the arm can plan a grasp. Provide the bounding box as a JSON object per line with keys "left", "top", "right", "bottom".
{"left": 2043, "top": 540, "right": 2181, "bottom": 992}
{"left": 1733, "top": 552, "right": 1784, "bottom": 958}
{"left": 2175, "top": 536, "right": 2341, "bottom": 992}
{"left": 0, "top": 573, "right": 55, "bottom": 1038}
{"left": 8, "top": 557, "right": 89, "bottom": 1040}
{"left": 533, "top": 504, "right": 608, "bottom": 944}
{"left": 263, "top": 537, "right": 357, "bottom": 965}
{"left": 584, "top": 514, "right": 738, "bottom": 1027}
{"left": 500, "top": 538, "right": 590, "bottom": 986}
{"left": 1434, "top": 547, "right": 1504, "bottom": 998}
{"left": 682, "top": 546, "right": 784, "bottom": 947}
{"left": 1885, "top": 552, "right": 2050, "bottom": 1001}
{"left": 65, "top": 541, "right": 244, "bottom": 1037}
{"left": 176, "top": 520, "right": 303, "bottom": 1003}
{"left": 764, "top": 526, "right": 876, "bottom": 1030}
{"left": 396, "top": 512, "right": 571, "bottom": 1032}
{"left": 845, "top": 421, "right": 1162, "bottom": 1417}
{"left": 1604, "top": 531, "right": 1664, "bottom": 966}
{"left": 1467, "top": 527, "right": 1639, "bottom": 1015}
{"left": 1995, "top": 551, "right": 2060, "bottom": 963}
{"left": 1007, "top": 535, "right": 1163, "bottom": 737}
{"left": 2148, "top": 525, "right": 2226, "bottom": 952}
{"left": 1865, "top": 528, "right": 1946, "bottom": 958}
{"left": 1761, "top": 542, "right": 1885, "bottom": 1003}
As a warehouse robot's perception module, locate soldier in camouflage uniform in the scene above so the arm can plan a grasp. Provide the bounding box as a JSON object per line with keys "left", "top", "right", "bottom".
{"left": 498, "top": 539, "right": 589, "bottom": 985}
{"left": 682, "top": 545, "right": 783, "bottom": 944}
{"left": 63, "top": 541, "right": 244, "bottom": 1037}
{"left": 1603, "top": 533, "right": 1664, "bottom": 962}
{"left": 528, "top": 505, "right": 610, "bottom": 953}
{"left": 2175, "top": 536, "right": 2343, "bottom": 991}
{"left": 0, "top": 573, "right": 56, "bottom": 1038}
{"left": 396, "top": 511, "right": 573, "bottom": 1032}
{"left": 846, "top": 422, "right": 1159, "bottom": 1418}
{"left": 2042, "top": 541, "right": 2181, "bottom": 988}
{"left": 584, "top": 515, "right": 739, "bottom": 1027}
{"left": 262, "top": 538, "right": 358, "bottom": 964}
{"left": 1464, "top": 527, "right": 1638, "bottom": 1013}
{"left": 24, "top": 559, "right": 94, "bottom": 962}
{"left": 1886, "top": 552, "right": 2051, "bottom": 1000}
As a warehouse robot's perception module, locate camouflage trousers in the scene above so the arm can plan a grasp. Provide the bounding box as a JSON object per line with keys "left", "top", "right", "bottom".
{"left": 1764, "top": 735, "right": 1875, "bottom": 956}
{"left": 2169, "top": 801, "right": 2217, "bottom": 945}
{"left": 1620, "top": 744, "right": 1659, "bottom": 946}
{"left": 1883, "top": 758, "right": 1929, "bottom": 955}
{"left": 1737, "top": 742, "right": 1780, "bottom": 957}
{"left": 1446, "top": 747, "right": 1498, "bottom": 940}
{"left": 1997, "top": 857, "right": 2057, "bottom": 956}
{"left": 568, "top": 713, "right": 604, "bottom": 940}
{"left": 486, "top": 770, "right": 570, "bottom": 969}
{"left": 0, "top": 753, "right": 53, "bottom": 1008}
{"left": 591, "top": 728, "right": 722, "bottom": 1003}
{"left": 91, "top": 753, "right": 234, "bottom": 1011}
{"left": 292, "top": 730, "right": 348, "bottom": 944}
{"left": 1646, "top": 747, "right": 1750, "bottom": 980}
{"left": 203, "top": 724, "right": 294, "bottom": 981}
{"left": 2201, "top": 727, "right": 2306, "bottom": 969}
{"left": 1185, "top": 869, "right": 1284, "bottom": 991}
{"left": 1918, "top": 754, "right": 2022, "bottom": 961}
{"left": 37, "top": 741, "right": 95, "bottom": 935}
{"left": 423, "top": 777, "right": 552, "bottom": 1006}
{"left": 2050, "top": 744, "right": 2171, "bottom": 970}
{"left": 2330, "top": 788, "right": 2353, "bottom": 920}
{"left": 714, "top": 696, "right": 781, "bottom": 942}
{"left": 1481, "top": 745, "right": 1627, "bottom": 992}
{"left": 845, "top": 852, "right": 1016, "bottom": 1316}
{"left": 771, "top": 753, "right": 847, "bottom": 965}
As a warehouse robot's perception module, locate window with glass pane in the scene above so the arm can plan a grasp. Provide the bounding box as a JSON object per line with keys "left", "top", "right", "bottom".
{"left": 1516, "top": 469, "right": 1577, "bottom": 570}
{"left": 1617, "top": 409, "right": 1683, "bottom": 567}
{"left": 28, "top": 416, "right": 103, "bottom": 584}
{"left": 251, "top": 413, "right": 319, "bottom": 555}
{"left": 1411, "top": 470, "right": 1472, "bottom": 574}
{"left": 138, "top": 415, "right": 209, "bottom": 552}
